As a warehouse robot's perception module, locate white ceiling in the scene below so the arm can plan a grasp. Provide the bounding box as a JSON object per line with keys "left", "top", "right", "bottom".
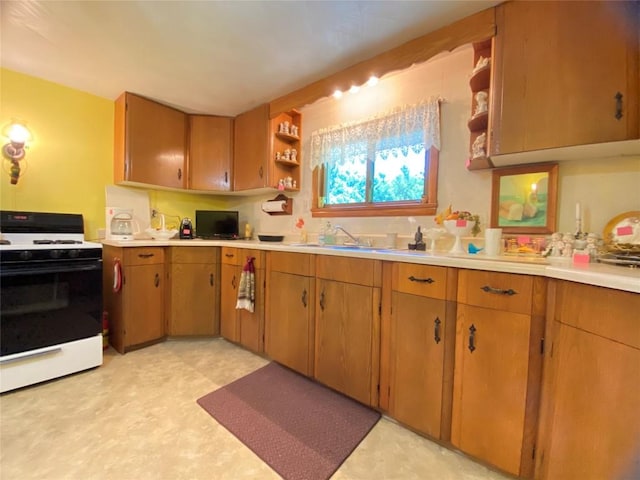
{"left": 1, "top": 0, "right": 499, "bottom": 116}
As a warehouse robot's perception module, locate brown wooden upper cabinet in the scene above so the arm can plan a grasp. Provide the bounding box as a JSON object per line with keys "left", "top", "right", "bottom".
{"left": 114, "top": 92, "right": 187, "bottom": 189}
{"left": 233, "top": 103, "right": 270, "bottom": 191}
{"left": 188, "top": 115, "right": 233, "bottom": 192}
{"left": 489, "top": 0, "right": 639, "bottom": 156}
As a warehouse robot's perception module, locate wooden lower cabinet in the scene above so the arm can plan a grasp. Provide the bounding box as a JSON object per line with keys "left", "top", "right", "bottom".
{"left": 536, "top": 281, "right": 640, "bottom": 480}
{"left": 166, "top": 247, "right": 219, "bottom": 336}
{"left": 219, "top": 247, "right": 265, "bottom": 353}
{"left": 452, "top": 270, "right": 545, "bottom": 478}
{"left": 383, "top": 263, "right": 457, "bottom": 441}
{"left": 265, "top": 252, "right": 315, "bottom": 376}
{"left": 102, "top": 246, "right": 165, "bottom": 353}
{"left": 314, "top": 256, "right": 381, "bottom": 406}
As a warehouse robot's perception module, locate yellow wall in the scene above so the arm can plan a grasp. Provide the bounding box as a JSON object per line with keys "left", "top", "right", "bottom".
{"left": 0, "top": 68, "right": 228, "bottom": 239}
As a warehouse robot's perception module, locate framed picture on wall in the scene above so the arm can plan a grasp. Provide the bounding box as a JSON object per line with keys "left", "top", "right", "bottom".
{"left": 490, "top": 163, "right": 559, "bottom": 234}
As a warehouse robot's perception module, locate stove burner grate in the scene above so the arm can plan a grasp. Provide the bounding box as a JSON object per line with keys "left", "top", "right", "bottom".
{"left": 33, "top": 239, "right": 82, "bottom": 245}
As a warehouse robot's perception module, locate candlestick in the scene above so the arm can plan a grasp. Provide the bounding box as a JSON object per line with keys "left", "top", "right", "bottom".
{"left": 575, "top": 202, "right": 583, "bottom": 239}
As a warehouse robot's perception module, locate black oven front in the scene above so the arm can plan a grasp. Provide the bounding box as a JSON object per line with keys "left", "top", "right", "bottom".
{"left": 0, "top": 252, "right": 103, "bottom": 356}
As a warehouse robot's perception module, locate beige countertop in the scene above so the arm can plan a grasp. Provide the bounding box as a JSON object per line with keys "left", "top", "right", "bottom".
{"left": 101, "top": 238, "right": 640, "bottom": 294}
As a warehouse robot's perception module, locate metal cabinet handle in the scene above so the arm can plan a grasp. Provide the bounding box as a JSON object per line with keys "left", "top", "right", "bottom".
{"left": 154, "top": 273, "right": 160, "bottom": 287}
{"left": 209, "top": 273, "right": 214, "bottom": 286}
{"left": 138, "top": 253, "right": 154, "bottom": 258}
{"left": 319, "top": 290, "right": 325, "bottom": 311}
{"left": 434, "top": 317, "right": 441, "bottom": 344}
{"left": 224, "top": 171, "right": 228, "bottom": 183}
{"left": 259, "top": 166, "right": 264, "bottom": 178}
{"left": 481, "top": 285, "right": 517, "bottom": 296}
{"left": 468, "top": 324, "right": 476, "bottom": 352}
{"left": 408, "top": 275, "right": 434, "bottom": 284}
{"left": 178, "top": 168, "right": 182, "bottom": 180}
{"left": 301, "top": 289, "right": 307, "bottom": 308}
{"left": 615, "top": 92, "right": 623, "bottom": 120}
{"left": 231, "top": 275, "right": 236, "bottom": 289}
{"left": 225, "top": 253, "right": 234, "bottom": 258}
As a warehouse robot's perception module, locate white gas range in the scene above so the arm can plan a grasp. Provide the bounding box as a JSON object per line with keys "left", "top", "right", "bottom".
{"left": 0, "top": 211, "right": 103, "bottom": 393}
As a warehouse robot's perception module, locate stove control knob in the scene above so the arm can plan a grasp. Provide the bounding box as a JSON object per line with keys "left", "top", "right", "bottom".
{"left": 50, "top": 250, "right": 63, "bottom": 259}
{"left": 68, "top": 249, "right": 80, "bottom": 258}
{"left": 19, "top": 250, "right": 33, "bottom": 260}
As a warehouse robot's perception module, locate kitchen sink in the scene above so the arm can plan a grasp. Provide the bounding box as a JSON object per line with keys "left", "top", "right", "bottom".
{"left": 286, "top": 243, "right": 393, "bottom": 252}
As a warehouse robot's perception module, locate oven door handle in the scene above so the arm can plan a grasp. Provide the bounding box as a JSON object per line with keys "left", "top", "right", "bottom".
{"left": 0, "top": 261, "right": 102, "bottom": 277}
{"left": 0, "top": 345, "right": 63, "bottom": 364}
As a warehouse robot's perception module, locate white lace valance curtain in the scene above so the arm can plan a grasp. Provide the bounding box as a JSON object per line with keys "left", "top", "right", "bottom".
{"left": 309, "top": 97, "right": 441, "bottom": 171}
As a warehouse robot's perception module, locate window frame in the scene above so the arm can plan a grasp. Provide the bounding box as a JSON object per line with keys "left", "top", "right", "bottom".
{"left": 311, "top": 146, "right": 439, "bottom": 218}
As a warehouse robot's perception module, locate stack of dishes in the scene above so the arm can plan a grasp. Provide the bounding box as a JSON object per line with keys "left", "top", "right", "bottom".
{"left": 598, "top": 211, "right": 640, "bottom": 267}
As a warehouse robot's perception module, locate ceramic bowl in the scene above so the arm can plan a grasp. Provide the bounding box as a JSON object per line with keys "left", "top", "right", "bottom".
{"left": 146, "top": 228, "right": 178, "bottom": 240}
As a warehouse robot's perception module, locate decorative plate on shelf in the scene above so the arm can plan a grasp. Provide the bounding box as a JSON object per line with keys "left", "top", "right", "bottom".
{"left": 602, "top": 211, "right": 640, "bottom": 254}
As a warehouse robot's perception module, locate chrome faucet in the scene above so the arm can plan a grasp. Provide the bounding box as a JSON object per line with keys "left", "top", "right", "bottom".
{"left": 334, "top": 225, "right": 361, "bottom": 245}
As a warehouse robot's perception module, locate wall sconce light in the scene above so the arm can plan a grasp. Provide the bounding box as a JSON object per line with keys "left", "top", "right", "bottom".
{"left": 2, "top": 122, "right": 31, "bottom": 184}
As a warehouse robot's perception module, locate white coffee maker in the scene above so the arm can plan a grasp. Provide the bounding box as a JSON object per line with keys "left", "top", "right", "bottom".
{"left": 106, "top": 207, "right": 135, "bottom": 241}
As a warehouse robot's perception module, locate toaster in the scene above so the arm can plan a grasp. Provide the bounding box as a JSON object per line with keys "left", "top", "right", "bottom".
{"left": 179, "top": 218, "right": 194, "bottom": 239}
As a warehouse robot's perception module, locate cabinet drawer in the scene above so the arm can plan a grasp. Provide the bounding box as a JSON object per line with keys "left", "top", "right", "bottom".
{"left": 268, "top": 252, "right": 314, "bottom": 276}
{"left": 221, "top": 247, "right": 264, "bottom": 268}
{"left": 316, "top": 256, "right": 381, "bottom": 287}
{"left": 457, "top": 269, "right": 534, "bottom": 315}
{"left": 221, "top": 247, "right": 238, "bottom": 265}
{"left": 169, "top": 246, "right": 218, "bottom": 264}
{"left": 555, "top": 281, "right": 640, "bottom": 349}
{"left": 123, "top": 247, "right": 165, "bottom": 266}
{"left": 392, "top": 263, "right": 448, "bottom": 300}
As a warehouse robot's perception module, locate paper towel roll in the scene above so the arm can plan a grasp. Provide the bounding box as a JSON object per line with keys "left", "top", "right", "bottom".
{"left": 262, "top": 200, "right": 286, "bottom": 213}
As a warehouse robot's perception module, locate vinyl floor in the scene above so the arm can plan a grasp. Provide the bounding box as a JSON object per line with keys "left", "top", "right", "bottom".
{"left": 0, "top": 338, "right": 513, "bottom": 480}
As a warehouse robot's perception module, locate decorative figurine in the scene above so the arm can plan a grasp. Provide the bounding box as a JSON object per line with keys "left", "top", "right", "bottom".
{"left": 472, "top": 132, "right": 486, "bottom": 159}
{"left": 562, "top": 233, "right": 574, "bottom": 257}
{"left": 543, "top": 232, "right": 563, "bottom": 257}
{"left": 473, "top": 56, "right": 490, "bottom": 73}
{"left": 474, "top": 91, "right": 488, "bottom": 116}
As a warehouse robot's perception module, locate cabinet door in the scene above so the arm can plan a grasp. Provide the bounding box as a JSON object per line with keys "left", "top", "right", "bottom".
{"left": 389, "top": 292, "right": 447, "bottom": 439}
{"left": 123, "top": 93, "right": 187, "bottom": 188}
{"left": 315, "top": 279, "right": 376, "bottom": 406}
{"left": 540, "top": 323, "right": 640, "bottom": 480}
{"left": 233, "top": 103, "right": 269, "bottom": 190}
{"left": 189, "top": 115, "right": 233, "bottom": 191}
{"left": 123, "top": 264, "right": 165, "bottom": 347}
{"left": 266, "top": 271, "right": 314, "bottom": 376}
{"left": 491, "top": 1, "right": 639, "bottom": 155}
{"left": 168, "top": 262, "right": 218, "bottom": 336}
{"left": 452, "top": 304, "right": 532, "bottom": 476}
{"left": 220, "top": 263, "right": 239, "bottom": 342}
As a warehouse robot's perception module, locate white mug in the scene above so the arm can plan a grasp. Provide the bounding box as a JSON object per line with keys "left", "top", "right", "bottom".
{"left": 484, "top": 228, "right": 503, "bottom": 257}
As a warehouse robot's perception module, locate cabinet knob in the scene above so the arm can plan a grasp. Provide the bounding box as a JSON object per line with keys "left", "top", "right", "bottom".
{"left": 480, "top": 285, "right": 517, "bottom": 296}
{"left": 614, "top": 92, "right": 623, "bottom": 120}
{"left": 408, "top": 275, "right": 434, "bottom": 284}
{"left": 468, "top": 324, "right": 476, "bottom": 353}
